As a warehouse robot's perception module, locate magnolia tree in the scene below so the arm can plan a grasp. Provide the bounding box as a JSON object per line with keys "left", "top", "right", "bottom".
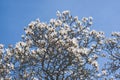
{"left": 103, "top": 32, "right": 120, "bottom": 79}
{"left": 0, "top": 11, "right": 119, "bottom": 80}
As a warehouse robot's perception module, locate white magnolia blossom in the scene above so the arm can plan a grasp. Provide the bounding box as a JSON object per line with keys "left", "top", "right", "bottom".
{"left": 16, "top": 41, "right": 26, "bottom": 48}
{"left": 82, "top": 17, "right": 88, "bottom": 22}
{"left": 102, "top": 69, "right": 107, "bottom": 75}
{"left": 62, "top": 10, "right": 70, "bottom": 15}
{"left": 6, "top": 49, "right": 12, "bottom": 56}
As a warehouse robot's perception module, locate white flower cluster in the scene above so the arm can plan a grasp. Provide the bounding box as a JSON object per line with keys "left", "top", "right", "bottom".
{"left": 104, "top": 31, "right": 120, "bottom": 79}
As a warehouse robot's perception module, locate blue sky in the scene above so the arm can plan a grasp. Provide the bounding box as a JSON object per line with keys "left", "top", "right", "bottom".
{"left": 0, "top": 0, "right": 120, "bottom": 46}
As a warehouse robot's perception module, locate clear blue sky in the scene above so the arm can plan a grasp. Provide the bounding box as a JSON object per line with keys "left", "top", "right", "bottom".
{"left": 0, "top": 0, "right": 120, "bottom": 46}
